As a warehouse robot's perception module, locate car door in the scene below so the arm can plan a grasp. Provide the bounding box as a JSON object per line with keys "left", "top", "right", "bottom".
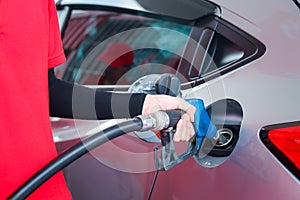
{"left": 54, "top": 5, "right": 196, "bottom": 199}
{"left": 54, "top": 2, "right": 266, "bottom": 199}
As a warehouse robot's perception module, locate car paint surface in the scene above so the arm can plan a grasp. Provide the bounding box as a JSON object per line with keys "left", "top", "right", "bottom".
{"left": 53, "top": 0, "right": 300, "bottom": 199}
{"left": 151, "top": 1, "right": 300, "bottom": 199}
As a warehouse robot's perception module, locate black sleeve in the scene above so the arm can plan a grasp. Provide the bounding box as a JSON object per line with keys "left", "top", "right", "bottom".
{"left": 48, "top": 68, "right": 147, "bottom": 119}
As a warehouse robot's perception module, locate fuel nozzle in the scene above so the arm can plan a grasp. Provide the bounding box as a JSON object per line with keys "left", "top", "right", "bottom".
{"left": 186, "top": 99, "right": 218, "bottom": 150}
{"left": 152, "top": 99, "right": 219, "bottom": 171}
{"left": 129, "top": 74, "right": 221, "bottom": 170}
{"left": 135, "top": 110, "right": 183, "bottom": 131}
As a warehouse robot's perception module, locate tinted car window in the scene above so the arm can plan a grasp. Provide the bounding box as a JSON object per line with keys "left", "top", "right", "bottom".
{"left": 56, "top": 8, "right": 265, "bottom": 90}
{"left": 55, "top": 10, "right": 192, "bottom": 86}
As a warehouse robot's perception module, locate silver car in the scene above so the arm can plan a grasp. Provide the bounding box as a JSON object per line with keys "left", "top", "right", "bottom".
{"left": 51, "top": 0, "right": 300, "bottom": 199}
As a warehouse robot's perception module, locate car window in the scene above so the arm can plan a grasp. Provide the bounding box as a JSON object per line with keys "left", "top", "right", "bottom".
{"left": 55, "top": 10, "right": 193, "bottom": 87}
{"left": 56, "top": 7, "right": 265, "bottom": 90}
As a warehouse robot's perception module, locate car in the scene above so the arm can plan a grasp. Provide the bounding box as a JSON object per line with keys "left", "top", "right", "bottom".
{"left": 49, "top": 0, "right": 300, "bottom": 199}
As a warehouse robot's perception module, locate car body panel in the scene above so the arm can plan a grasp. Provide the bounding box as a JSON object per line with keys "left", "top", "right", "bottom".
{"left": 52, "top": 0, "right": 300, "bottom": 199}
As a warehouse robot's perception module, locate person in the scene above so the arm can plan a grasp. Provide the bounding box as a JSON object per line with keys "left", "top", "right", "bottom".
{"left": 0, "top": 0, "right": 195, "bottom": 199}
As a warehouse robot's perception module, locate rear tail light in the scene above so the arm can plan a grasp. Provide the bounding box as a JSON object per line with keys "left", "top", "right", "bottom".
{"left": 260, "top": 122, "right": 300, "bottom": 180}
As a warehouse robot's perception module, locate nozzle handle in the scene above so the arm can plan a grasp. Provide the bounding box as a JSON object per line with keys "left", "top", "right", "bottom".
{"left": 164, "top": 109, "right": 184, "bottom": 128}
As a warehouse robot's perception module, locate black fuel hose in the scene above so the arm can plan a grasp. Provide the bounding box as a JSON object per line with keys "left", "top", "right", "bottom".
{"left": 8, "top": 109, "right": 183, "bottom": 200}
{"left": 8, "top": 118, "right": 143, "bottom": 200}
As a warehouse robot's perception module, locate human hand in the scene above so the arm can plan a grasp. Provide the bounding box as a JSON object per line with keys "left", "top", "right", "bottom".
{"left": 142, "top": 94, "right": 196, "bottom": 142}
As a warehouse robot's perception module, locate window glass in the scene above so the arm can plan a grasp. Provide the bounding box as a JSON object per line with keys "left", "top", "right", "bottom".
{"left": 201, "top": 32, "right": 244, "bottom": 76}
{"left": 55, "top": 10, "right": 193, "bottom": 86}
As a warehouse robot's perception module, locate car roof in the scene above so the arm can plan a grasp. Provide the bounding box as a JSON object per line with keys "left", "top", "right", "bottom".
{"left": 57, "top": 0, "right": 218, "bottom": 22}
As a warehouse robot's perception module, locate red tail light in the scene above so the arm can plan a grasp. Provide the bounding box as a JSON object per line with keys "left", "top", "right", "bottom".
{"left": 260, "top": 122, "right": 300, "bottom": 180}
{"left": 269, "top": 127, "right": 300, "bottom": 169}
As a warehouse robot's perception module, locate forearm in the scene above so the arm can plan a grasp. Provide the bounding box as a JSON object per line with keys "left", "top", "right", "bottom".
{"left": 48, "top": 68, "right": 147, "bottom": 119}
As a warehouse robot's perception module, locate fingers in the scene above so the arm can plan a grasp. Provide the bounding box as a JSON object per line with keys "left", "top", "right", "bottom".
{"left": 142, "top": 94, "right": 196, "bottom": 142}
{"left": 173, "top": 114, "right": 195, "bottom": 142}
{"left": 175, "top": 97, "right": 196, "bottom": 122}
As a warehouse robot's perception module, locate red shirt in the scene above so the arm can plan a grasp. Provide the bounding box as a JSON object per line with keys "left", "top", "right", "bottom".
{"left": 0, "top": 0, "right": 71, "bottom": 199}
